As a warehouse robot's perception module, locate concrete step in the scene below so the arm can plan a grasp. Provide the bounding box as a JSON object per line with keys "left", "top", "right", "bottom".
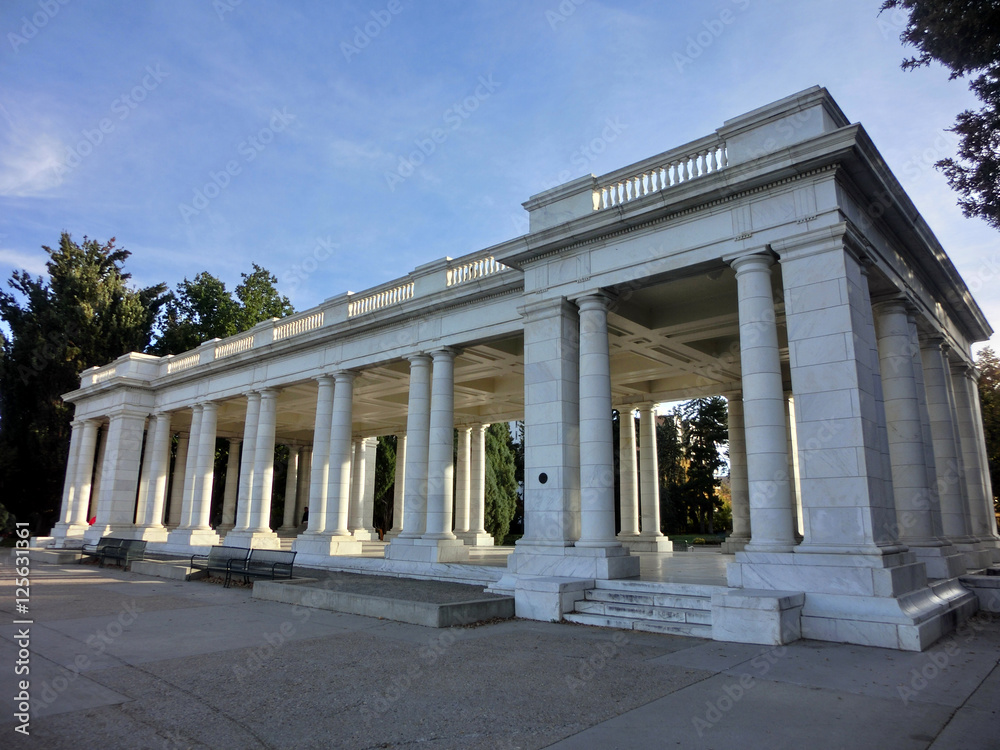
{"left": 564, "top": 611, "right": 712, "bottom": 638}
{"left": 575, "top": 599, "right": 711, "bottom": 625}
{"left": 584, "top": 588, "right": 711, "bottom": 610}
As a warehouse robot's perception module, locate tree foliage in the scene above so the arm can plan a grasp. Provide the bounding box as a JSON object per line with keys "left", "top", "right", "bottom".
{"left": 151, "top": 263, "right": 293, "bottom": 355}
{"left": 976, "top": 347, "right": 999, "bottom": 513}
{"left": 373, "top": 435, "right": 397, "bottom": 535}
{"left": 484, "top": 422, "right": 518, "bottom": 543}
{"left": 657, "top": 397, "right": 729, "bottom": 534}
{"left": 0, "top": 233, "right": 167, "bottom": 528}
{"left": 883, "top": 0, "right": 1000, "bottom": 229}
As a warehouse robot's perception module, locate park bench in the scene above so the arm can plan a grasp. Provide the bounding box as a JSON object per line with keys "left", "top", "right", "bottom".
{"left": 227, "top": 549, "right": 297, "bottom": 588}
{"left": 101, "top": 539, "right": 147, "bottom": 569}
{"left": 189, "top": 546, "right": 251, "bottom": 587}
{"left": 80, "top": 536, "right": 122, "bottom": 563}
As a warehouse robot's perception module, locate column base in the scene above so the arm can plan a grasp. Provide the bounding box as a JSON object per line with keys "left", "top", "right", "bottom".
{"left": 383, "top": 528, "right": 402, "bottom": 541}
{"left": 908, "top": 544, "right": 968, "bottom": 579}
{"left": 720, "top": 535, "right": 750, "bottom": 554}
{"left": 130, "top": 525, "right": 170, "bottom": 543}
{"left": 456, "top": 530, "right": 496, "bottom": 547}
{"left": 349, "top": 529, "right": 373, "bottom": 542}
{"left": 84, "top": 524, "right": 140, "bottom": 544}
{"left": 50, "top": 522, "right": 89, "bottom": 548}
{"left": 954, "top": 542, "right": 993, "bottom": 573}
{"left": 163, "top": 527, "right": 221, "bottom": 550}
{"left": 977, "top": 538, "right": 1000, "bottom": 565}
{"left": 222, "top": 529, "right": 282, "bottom": 549}
{"left": 496, "top": 542, "right": 639, "bottom": 591}
{"left": 621, "top": 535, "right": 673, "bottom": 553}
{"left": 726, "top": 548, "right": 977, "bottom": 651}
{"left": 385, "top": 537, "right": 470, "bottom": 563}
{"left": 291, "top": 533, "right": 364, "bottom": 558}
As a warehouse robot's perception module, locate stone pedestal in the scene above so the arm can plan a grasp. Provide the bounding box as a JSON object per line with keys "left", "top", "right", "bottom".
{"left": 292, "top": 532, "right": 362, "bottom": 560}
{"left": 726, "top": 549, "right": 977, "bottom": 650}
{"left": 223, "top": 529, "right": 281, "bottom": 549}
{"left": 385, "top": 536, "right": 469, "bottom": 563}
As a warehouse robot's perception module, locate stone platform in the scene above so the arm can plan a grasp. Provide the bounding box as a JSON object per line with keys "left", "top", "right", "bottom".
{"left": 252, "top": 570, "right": 515, "bottom": 628}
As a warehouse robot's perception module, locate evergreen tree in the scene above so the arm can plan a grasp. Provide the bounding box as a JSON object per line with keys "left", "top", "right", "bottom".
{"left": 976, "top": 347, "right": 999, "bottom": 522}
{"left": 373, "top": 435, "right": 397, "bottom": 536}
{"left": 484, "top": 422, "right": 518, "bottom": 543}
{"left": 883, "top": 1, "right": 1000, "bottom": 229}
{"left": 151, "top": 263, "right": 293, "bottom": 355}
{"left": 0, "top": 233, "right": 167, "bottom": 528}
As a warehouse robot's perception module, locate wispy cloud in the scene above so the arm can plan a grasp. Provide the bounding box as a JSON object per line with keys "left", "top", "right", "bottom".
{"left": 0, "top": 101, "right": 64, "bottom": 197}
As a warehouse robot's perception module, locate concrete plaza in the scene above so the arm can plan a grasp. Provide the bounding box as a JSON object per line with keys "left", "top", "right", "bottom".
{"left": 2, "top": 557, "right": 998, "bottom": 749}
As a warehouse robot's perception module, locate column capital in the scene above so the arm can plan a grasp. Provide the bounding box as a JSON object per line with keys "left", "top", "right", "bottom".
{"left": 728, "top": 251, "right": 774, "bottom": 274}
{"left": 430, "top": 347, "right": 458, "bottom": 361}
{"left": 406, "top": 352, "right": 432, "bottom": 366}
{"left": 199, "top": 401, "right": 219, "bottom": 413}
{"left": 315, "top": 374, "right": 335, "bottom": 387}
{"left": 573, "top": 290, "right": 616, "bottom": 312}
{"left": 257, "top": 387, "right": 280, "bottom": 399}
{"left": 227, "top": 437, "right": 243, "bottom": 445}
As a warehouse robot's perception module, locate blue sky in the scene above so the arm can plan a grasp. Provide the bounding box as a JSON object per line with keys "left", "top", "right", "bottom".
{"left": 1, "top": 0, "right": 997, "bottom": 353}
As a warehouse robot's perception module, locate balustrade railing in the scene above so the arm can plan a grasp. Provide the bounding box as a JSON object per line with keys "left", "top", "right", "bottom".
{"left": 166, "top": 353, "right": 201, "bottom": 374}
{"left": 447, "top": 255, "right": 507, "bottom": 287}
{"left": 274, "top": 311, "right": 324, "bottom": 341}
{"left": 214, "top": 336, "right": 254, "bottom": 359}
{"left": 596, "top": 140, "right": 727, "bottom": 210}
{"left": 347, "top": 281, "right": 414, "bottom": 317}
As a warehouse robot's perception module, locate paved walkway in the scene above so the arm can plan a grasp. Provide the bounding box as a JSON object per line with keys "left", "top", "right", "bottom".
{"left": 1, "top": 556, "right": 998, "bottom": 749}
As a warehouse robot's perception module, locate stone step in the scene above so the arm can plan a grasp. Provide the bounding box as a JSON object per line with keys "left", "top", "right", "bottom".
{"left": 592, "top": 579, "right": 724, "bottom": 598}
{"left": 575, "top": 599, "right": 712, "bottom": 625}
{"left": 564, "top": 611, "right": 712, "bottom": 639}
{"left": 584, "top": 588, "right": 711, "bottom": 610}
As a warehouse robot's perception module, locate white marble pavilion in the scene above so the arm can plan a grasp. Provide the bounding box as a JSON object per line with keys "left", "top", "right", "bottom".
{"left": 50, "top": 88, "right": 999, "bottom": 650}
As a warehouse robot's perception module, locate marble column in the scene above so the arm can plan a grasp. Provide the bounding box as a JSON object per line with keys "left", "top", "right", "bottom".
{"left": 721, "top": 394, "right": 750, "bottom": 553}
{"left": 226, "top": 390, "right": 281, "bottom": 548}
{"left": 134, "top": 412, "right": 171, "bottom": 541}
{"left": 387, "top": 356, "right": 432, "bottom": 556}
{"left": 465, "top": 424, "right": 494, "bottom": 546}
{"left": 52, "top": 420, "right": 87, "bottom": 545}
{"left": 577, "top": 294, "right": 621, "bottom": 549}
{"left": 418, "top": 349, "right": 468, "bottom": 561}
{"left": 167, "top": 434, "right": 188, "bottom": 528}
{"left": 193, "top": 402, "right": 219, "bottom": 530}
{"left": 952, "top": 362, "right": 1000, "bottom": 563}
{"left": 731, "top": 254, "right": 796, "bottom": 553}
{"left": 635, "top": 403, "right": 671, "bottom": 552}
{"left": 281, "top": 447, "right": 299, "bottom": 531}
{"left": 294, "top": 372, "right": 363, "bottom": 559}
{"left": 348, "top": 437, "right": 372, "bottom": 540}
{"left": 179, "top": 406, "right": 203, "bottom": 531}
{"left": 167, "top": 403, "right": 221, "bottom": 548}
{"left": 86, "top": 408, "right": 148, "bottom": 542}
{"left": 295, "top": 447, "right": 311, "bottom": 527}
{"left": 921, "top": 338, "right": 976, "bottom": 570}
{"left": 233, "top": 392, "right": 261, "bottom": 533}
{"left": 89, "top": 427, "right": 106, "bottom": 522}
{"left": 134, "top": 418, "right": 154, "bottom": 528}
{"left": 786, "top": 394, "right": 803, "bottom": 538}
{"left": 52, "top": 419, "right": 98, "bottom": 545}
{"left": 873, "top": 298, "right": 962, "bottom": 579}
{"left": 498, "top": 295, "right": 637, "bottom": 588}
{"left": 617, "top": 408, "right": 640, "bottom": 540}
{"left": 327, "top": 372, "right": 357, "bottom": 539}
{"left": 219, "top": 438, "right": 241, "bottom": 532}
{"left": 385, "top": 433, "right": 407, "bottom": 540}
{"left": 363, "top": 437, "right": 379, "bottom": 538}
{"left": 455, "top": 427, "right": 472, "bottom": 537}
